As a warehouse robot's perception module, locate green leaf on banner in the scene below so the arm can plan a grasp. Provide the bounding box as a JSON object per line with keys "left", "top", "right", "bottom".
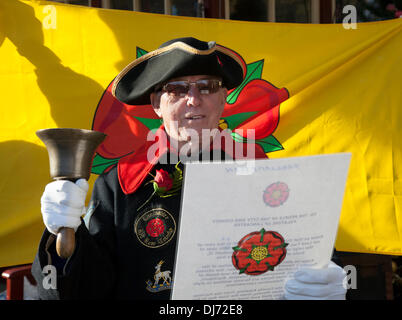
{"left": 132, "top": 116, "right": 163, "bottom": 131}
{"left": 256, "top": 135, "right": 284, "bottom": 153}
{"left": 136, "top": 47, "right": 148, "bottom": 58}
{"left": 226, "top": 60, "right": 264, "bottom": 105}
{"left": 231, "top": 131, "right": 247, "bottom": 143}
{"left": 91, "top": 153, "right": 119, "bottom": 174}
{"left": 222, "top": 112, "right": 257, "bottom": 130}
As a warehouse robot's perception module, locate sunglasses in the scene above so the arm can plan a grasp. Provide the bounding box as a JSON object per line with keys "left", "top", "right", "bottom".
{"left": 160, "top": 79, "right": 223, "bottom": 97}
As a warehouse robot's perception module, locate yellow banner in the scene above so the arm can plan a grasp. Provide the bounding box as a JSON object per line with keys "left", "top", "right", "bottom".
{"left": 0, "top": 0, "right": 401, "bottom": 266}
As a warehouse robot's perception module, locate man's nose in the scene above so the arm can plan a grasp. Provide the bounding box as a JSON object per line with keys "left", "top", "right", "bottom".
{"left": 186, "top": 85, "right": 202, "bottom": 107}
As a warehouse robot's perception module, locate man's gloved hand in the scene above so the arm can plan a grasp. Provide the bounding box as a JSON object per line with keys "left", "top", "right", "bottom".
{"left": 41, "top": 179, "right": 89, "bottom": 235}
{"left": 284, "top": 261, "right": 347, "bottom": 300}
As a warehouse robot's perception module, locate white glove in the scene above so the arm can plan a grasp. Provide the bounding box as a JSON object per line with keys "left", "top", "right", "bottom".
{"left": 41, "top": 179, "right": 89, "bottom": 235}
{"left": 284, "top": 261, "right": 347, "bottom": 300}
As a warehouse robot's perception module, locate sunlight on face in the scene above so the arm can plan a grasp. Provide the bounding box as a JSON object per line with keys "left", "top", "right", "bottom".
{"left": 151, "top": 75, "right": 228, "bottom": 151}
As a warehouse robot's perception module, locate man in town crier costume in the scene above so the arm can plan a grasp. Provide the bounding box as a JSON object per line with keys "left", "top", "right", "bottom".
{"left": 32, "top": 37, "right": 347, "bottom": 300}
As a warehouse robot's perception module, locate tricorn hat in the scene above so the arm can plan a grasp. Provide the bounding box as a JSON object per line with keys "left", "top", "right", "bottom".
{"left": 112, "top": 37, "right": 246, "bottom": 105}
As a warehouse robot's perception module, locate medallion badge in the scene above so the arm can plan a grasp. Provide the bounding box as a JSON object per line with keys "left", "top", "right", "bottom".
{"left": 134, "top": 208, "right": 176, "bottom": 248}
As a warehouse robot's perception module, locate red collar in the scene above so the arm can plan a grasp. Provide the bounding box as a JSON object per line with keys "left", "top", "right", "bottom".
{"left": 118, "top": 125, "right": 170, "bottom": 195}
{"left": 117, "top": 126, "right": 267, "bottom": 194}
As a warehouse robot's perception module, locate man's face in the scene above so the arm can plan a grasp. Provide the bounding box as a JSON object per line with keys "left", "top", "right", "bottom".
{"left": 150, "top": 75, "right": 228, "bottom": 150}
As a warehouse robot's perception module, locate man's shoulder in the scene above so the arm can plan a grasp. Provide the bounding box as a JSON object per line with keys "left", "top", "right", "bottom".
{"left": 94, "top": 165, "right": 119, "bottom": 190}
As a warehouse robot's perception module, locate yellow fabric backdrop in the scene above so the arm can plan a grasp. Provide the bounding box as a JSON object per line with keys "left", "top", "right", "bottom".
{"left": 0, "top": 0, "right": 401, "bottom": 267}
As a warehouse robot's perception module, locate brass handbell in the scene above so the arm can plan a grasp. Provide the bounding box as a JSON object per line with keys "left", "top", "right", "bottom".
{"left": 36, "top": 128, "right": 107, "bottom": 259}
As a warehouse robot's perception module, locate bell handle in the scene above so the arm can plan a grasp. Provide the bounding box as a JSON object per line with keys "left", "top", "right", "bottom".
{"left": 55, "top": 177, "right": 80, "bottom": 259}
{"left": 56, "top": 227, "right": 76, "bottom": 259}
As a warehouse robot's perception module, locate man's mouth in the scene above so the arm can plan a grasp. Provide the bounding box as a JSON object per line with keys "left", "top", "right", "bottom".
{"left": 185, "top": 115, "right": 205, "bottom": 120}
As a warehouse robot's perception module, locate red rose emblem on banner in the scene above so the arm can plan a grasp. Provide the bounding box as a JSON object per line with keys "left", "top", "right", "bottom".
{"left": 91, "top": 48, "right": 289, "bottom": 175}
{"left": 232, "top": 228, "right": 288, "bottom": 275}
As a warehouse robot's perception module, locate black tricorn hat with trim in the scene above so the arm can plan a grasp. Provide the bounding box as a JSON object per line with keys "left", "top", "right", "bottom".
{"left": 112, "top": 37, "right": 246, "bottom": 105}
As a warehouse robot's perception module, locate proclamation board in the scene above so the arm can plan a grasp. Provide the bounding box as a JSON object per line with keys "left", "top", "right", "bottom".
{"left": 171, "top": 153, "right": 351, "bottom": 300}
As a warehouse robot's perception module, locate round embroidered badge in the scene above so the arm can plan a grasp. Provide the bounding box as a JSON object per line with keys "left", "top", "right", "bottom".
{"left": 134, "top": 208, "right": 176, "bottom": 248}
